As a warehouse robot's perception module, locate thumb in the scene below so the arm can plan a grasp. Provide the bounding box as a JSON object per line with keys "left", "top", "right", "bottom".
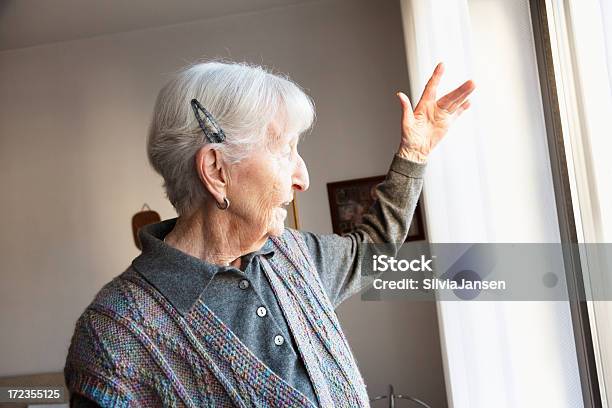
{"left": 397, "top": 92, "right": 414, "bottom": 124}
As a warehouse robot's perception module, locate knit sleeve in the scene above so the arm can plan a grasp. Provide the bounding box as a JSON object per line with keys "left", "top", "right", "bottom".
{"left": 64, "top": 310, "right": 134, "bottom": 408}
{"left": 298, "top": 155, "right": 426, "bottom": 308}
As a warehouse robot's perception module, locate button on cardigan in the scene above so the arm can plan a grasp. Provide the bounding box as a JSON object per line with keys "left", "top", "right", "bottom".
{"left": 65, "top": 155, "right": 426, "bottom": 407}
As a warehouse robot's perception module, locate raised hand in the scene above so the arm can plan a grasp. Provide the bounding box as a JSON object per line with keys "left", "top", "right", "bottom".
{"left": 396, "top": 63, "right": 475, "bottom": 163}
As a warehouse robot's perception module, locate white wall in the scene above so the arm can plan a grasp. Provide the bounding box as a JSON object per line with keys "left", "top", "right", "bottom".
{"left": 0, "top": 0, "right": 447, "bottom": 405}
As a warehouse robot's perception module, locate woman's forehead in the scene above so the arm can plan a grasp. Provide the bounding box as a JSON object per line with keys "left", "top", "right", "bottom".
{"left": 268, "top": 116, "right": 299, "bottom": 144}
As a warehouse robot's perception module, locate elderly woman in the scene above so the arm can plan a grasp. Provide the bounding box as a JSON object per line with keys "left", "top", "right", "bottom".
{"left": 64, "top": 60, "right": 474, "bottom": 407}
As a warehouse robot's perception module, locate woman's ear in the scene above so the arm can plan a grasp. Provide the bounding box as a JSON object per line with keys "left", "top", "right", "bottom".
{"left": 195, "top": 145, "right": 229, "bottom": 205}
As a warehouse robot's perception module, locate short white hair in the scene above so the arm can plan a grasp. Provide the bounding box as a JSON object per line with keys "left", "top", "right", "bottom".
{"left": 147, "top": 60, "right": 315, "bottom": 216}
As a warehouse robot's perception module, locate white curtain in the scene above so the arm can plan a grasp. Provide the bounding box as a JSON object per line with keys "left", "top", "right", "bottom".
{"left": 603, "top": 0, "right": 612, "bottom": 96}
{"left": 399, "top": 0, "right": 584, "bottom": 407}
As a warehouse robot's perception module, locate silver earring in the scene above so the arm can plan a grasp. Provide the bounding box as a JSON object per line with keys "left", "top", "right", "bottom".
{"left": 216, "top": 197, "right": 230, "bottom": 210}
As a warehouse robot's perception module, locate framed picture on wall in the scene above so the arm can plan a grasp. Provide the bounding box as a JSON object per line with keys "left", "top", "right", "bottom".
{"left": 326, "top": 175, "right": 426, "bottom": 241}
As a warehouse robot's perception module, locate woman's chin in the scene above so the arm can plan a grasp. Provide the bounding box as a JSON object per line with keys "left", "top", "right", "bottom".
{"left": 267, "top": 208, "right": 288, "bottom": 236}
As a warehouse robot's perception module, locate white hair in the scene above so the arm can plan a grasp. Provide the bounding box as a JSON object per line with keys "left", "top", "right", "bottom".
{"left": 147, "top": 60, "right": 315, "bottom": 216}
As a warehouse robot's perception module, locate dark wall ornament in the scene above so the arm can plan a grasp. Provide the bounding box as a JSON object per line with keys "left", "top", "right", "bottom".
{"left": 326, "top": 175, "right": 426, "bottom": 241}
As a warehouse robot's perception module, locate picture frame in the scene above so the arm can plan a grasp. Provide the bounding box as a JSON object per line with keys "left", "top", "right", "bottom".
{"left": 326, "top": 175, "right": 426, "bottom": 241}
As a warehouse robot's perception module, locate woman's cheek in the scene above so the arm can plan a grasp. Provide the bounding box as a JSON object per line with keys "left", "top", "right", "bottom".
{"left": 258, "top": 192, "right": 278, "bottom": 225}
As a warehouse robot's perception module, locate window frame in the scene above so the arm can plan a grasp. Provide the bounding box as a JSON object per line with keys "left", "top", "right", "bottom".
{"left": 529, "top": 0, "right": 604, "bottom": 406}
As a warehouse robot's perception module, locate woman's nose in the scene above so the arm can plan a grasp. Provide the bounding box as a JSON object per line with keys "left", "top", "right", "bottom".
{"left": 292, "top": 156, "right": 310, "bottom": 192}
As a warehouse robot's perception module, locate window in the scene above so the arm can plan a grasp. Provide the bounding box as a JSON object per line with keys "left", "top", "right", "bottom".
{"left": 400, "top": 0, "right": 610, "bottom": 406}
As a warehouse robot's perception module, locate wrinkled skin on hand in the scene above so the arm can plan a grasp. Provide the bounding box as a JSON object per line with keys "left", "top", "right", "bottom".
{"left": 396, "top": 63, "right": 476, "bottom": 163}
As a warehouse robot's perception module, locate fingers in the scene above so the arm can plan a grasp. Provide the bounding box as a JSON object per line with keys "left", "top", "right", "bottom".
{"left": 455, "top": 99, "right": 471, "bottom": 116}
{"left": 397, "top": 91, "right": 414, "bottom": 124}
{"left": 437, "top": 80, "right": 476, "bottom": 113}
{"left": 417, "top": 62, "right": 444, "bottom": 108}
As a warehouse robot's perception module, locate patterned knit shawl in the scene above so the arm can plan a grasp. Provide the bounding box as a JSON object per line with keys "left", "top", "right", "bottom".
{"left": 64, "top": 229, "right": 370, "bottom": 407}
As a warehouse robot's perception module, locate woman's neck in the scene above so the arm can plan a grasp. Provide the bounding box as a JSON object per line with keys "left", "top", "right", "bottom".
{"left": 163, "top": 204, "right": 266, "bottom": 269}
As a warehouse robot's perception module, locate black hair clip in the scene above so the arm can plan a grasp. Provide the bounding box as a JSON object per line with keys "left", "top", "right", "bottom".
{"left": 190, "top": 98, "right": 226, "bottom": 143}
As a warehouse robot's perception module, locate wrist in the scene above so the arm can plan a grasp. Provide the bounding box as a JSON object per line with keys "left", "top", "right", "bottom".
{"left": 397, "top": 148, "right": 428, "bottom": 164}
